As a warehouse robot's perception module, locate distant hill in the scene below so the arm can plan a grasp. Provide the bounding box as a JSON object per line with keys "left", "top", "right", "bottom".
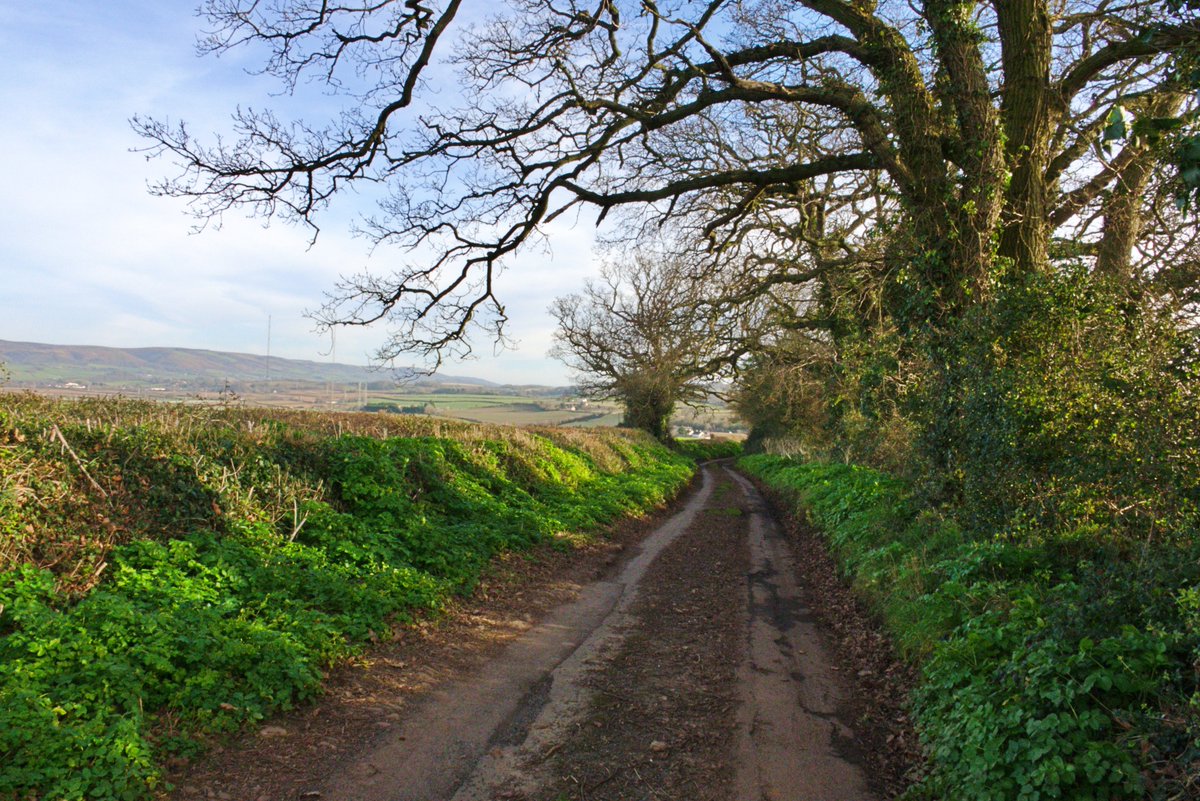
{"left": 0, "top": 339, "right": 498, "bottom": 390}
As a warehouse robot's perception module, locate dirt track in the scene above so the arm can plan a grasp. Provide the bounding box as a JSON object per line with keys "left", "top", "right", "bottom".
{"left": 168, "top": 464, "right": 906, "bottom": 801}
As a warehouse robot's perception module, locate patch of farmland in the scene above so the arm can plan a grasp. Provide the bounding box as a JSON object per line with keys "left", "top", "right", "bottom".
{"left": 374, "top": 393, "right": 535, "bottom": 410}
{"left": 433, "top": 403, "right": 599, "bottom": 426}
{"left": 566, "top": 412, "right": 624, "bottom": 428}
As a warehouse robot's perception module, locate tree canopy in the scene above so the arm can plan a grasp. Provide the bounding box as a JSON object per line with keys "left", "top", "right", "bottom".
{"left": 137, "top": 0, "right": 1200, "bottom": 367}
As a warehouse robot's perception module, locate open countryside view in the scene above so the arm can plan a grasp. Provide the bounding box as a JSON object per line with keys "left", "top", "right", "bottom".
{"left": 2, "top": 2, "right": 1200, "bottom": 800}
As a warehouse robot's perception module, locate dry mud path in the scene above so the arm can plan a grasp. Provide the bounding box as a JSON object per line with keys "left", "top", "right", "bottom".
{"left": 170, "top": 465, "right": 904, "bottom": 801}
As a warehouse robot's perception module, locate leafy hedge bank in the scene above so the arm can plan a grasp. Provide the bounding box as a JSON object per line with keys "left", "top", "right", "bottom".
{"left": 0, "top": 396, "right": 694, "bottom": 801}
{"left": 738, "top": 454, "right": 1200, "bottom": 801}
{"left": 672, "top": 437, "right": 742, "bottom": 462}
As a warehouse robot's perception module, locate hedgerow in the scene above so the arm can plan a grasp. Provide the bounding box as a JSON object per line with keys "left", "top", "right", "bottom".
{"left": 0, "top": 395, "right": 693, "bottom": 801}
{"left": 738, "top": 454, "right": 1200, "bottom": 801}
{"left": 672, "top": 438, "right": 743, "bottom": 462}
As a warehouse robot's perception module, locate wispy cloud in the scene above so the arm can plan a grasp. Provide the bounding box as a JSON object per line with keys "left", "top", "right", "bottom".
{"left": 0, "top": 0, "right": 601, "bottom": 385}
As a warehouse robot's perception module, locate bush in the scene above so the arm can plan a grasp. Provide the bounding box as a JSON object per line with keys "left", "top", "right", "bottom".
{"left": 672, "top": 438, "right": 743, "bottom": 462}
{"left": 919, "top": 265, "right": 1200, "bottom": 541}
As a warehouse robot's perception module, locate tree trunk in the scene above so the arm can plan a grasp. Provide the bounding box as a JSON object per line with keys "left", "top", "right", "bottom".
{"left": 996, "top": 0, "right": 1056, "bottom": 277}
{"left": 623, "top": 389, "right": 675, "bottom": 442}
{"left": 925, "top": 0, "right": 1006, "bottom": 305}
{"left": 1096, "top": 92, "right": 1185, "bottom": 282}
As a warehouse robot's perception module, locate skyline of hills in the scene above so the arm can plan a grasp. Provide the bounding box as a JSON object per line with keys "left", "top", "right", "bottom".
{"left": 0, "top": 339, "right": 506, "bottom": 391}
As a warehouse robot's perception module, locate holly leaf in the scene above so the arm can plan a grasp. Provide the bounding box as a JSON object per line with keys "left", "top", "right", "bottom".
{"left": 1103, "top": 106, "right": 1127, "bottom": 143}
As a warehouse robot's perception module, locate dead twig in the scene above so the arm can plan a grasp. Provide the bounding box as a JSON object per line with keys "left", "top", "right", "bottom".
{"left": 290, "top": 497, "right": 310, "bottom": 542}
{"left": 584, "top": 770, "right": 618, "bottom": 794}
{"left": 633, "top": 767, "right": 663, "bottom": 800}
{"left": 49, "top": 424, "right": 109, "bottom": 500}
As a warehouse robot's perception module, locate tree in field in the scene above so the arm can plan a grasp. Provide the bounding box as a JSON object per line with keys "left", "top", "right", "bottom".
{"left": 136, "top": 0, "right": 1199, "bottom": 366}
{"left": 549, "top": 254, "right": 755, "bottom": 440}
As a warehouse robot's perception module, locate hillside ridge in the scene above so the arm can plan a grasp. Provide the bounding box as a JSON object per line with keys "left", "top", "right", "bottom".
{"left": 0, "top": 338, "right": 498, "bottom": 389}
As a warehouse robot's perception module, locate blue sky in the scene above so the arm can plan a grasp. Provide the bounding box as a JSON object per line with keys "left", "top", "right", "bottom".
{"left": 0, "top": 1, "right": 597, "bottom": 384}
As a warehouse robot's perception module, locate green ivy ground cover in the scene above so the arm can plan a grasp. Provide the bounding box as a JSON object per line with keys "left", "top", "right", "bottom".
{"left": 738, "top": 454, "right": 1200, "bottom": 801}
{"left": 0, "top": 397, "right": 694, "bottom": 801}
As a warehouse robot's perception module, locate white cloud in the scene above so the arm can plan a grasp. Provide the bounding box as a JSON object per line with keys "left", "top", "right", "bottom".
{"left": 0, "top": 0, "right": 608, "bottom": 386}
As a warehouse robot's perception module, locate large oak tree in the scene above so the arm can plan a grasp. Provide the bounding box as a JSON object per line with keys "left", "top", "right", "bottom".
{"left": 137, "top": 1, "right": 1198, "bottom": 363}
{"left": 549, "top": 253, "right": 759, "bottom": 439}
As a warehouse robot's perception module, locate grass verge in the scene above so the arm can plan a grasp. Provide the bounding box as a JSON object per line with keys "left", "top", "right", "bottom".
{"left": 737, "top": 454, "right": 1200, "bottom": 801}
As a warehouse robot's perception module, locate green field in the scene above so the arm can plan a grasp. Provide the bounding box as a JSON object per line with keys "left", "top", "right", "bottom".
{"left": 362, "top": 392, "right": 628, "bottom": 429}
{"left": 373, "top": 393, "right": 536, "bottom": 409}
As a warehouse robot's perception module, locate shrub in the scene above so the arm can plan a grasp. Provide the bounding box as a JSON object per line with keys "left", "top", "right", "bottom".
{"left": 672, "top": 438, "right": 743, "bottom": 462}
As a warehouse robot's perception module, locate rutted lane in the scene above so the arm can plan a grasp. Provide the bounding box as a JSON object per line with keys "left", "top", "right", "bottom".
{"left": 728, "top": 467, "right": 876, "bottom": 801}
{"left": 314, "top": 463, "right": 878, "bottom": 801}
{"left": 318, "top": 468, "right": 716, "bottom": 800}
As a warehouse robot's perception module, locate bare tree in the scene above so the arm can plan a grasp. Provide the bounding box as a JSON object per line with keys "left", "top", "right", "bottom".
{"left": 549, "top": 253, "right": 757, "bottom": 439}
{"left": 135, "top": 1, "right": 1199, "bottom": 366}
{"left": 730, "top": 331, "right": 834, "bottom": 453}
